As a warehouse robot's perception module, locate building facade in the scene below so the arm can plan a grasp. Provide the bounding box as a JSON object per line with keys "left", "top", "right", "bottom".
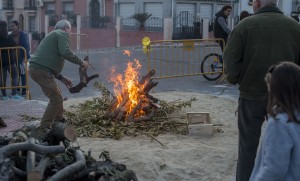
{"left": 0, "top": 0, "right": 297, "bottom": 50}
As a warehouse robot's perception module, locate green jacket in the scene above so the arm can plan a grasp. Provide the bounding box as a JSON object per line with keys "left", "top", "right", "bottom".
{"left": 29, "top": 29, "right": 82, "bottom": 77}
{"left": 224, "top": 6, "right": 300, "bottom": 100}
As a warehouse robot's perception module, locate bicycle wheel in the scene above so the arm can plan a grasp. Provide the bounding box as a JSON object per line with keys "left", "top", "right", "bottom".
{"left": 201, "top": 53, "right": 223, "bottom": 81}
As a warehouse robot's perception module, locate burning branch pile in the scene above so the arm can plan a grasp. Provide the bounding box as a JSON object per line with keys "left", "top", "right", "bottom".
{"left": 65, "top": 50, "right": 197, "bottom": 139}
{"left": 107, "top": 68, "right": 159, "bottom": 122}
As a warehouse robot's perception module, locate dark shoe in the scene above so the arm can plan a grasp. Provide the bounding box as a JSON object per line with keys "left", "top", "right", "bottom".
{"left": 0, "top": 117, "right": 7, "bottom": 127}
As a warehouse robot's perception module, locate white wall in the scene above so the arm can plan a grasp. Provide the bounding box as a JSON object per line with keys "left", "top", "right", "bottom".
{"left": 239, "top": 1, "right": 254, "bottom": 15}
{"left": 0, "top": 0, "right": 2, "bottom": 20}
{"left": 279, "top": 0, "right": 293, "bottom": 16}
{"left": 239, "top": 0, "right": 293, "bottom": 16}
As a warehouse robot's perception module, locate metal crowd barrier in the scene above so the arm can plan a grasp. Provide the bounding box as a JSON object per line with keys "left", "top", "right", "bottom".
{"left": 0, "top": 46, "right": 30, "bottom": 100}
{"left": 144, "top": 38, "right": 225, "bottom": 80}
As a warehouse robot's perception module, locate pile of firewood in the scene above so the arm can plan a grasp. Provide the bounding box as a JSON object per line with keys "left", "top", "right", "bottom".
{"left": 0, "top": 122, "right": 138, "bottom": 181}
{"left": 64, "top": 80, "right": 196, "bottom": 139}
{"left": 106, "top": 69, "right": 159, "bottom": 122}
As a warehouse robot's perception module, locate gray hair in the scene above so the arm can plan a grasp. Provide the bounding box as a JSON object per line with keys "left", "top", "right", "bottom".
{"left": 260, "top": 0, "right": 278, "bottom": 6}
{"left": 54, "top": 20, "right": 71, "bottom": 30}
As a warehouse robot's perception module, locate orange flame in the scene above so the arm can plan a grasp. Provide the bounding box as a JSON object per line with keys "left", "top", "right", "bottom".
{"left": 110, "top": 54, "right": 145, "bottom": 117}
{"left": 123, "top": 50, "right": 131, "bottom": 57}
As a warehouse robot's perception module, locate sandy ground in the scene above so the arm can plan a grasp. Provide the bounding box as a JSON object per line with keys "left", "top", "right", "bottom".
{"left": 63, "top": 91, "right": 238, "bottom": 181}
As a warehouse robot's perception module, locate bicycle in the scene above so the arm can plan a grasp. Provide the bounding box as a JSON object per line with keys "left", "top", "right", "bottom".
{"left": 200, "top": 53, "right": 223, "bottom": 81}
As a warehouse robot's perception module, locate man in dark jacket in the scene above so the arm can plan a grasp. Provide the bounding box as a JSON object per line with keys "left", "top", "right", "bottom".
{"left": 0, "top": 21, "right": 24, "bottom": 100}
{"left": 223, "top": 0, "right": 300, "bottom": 180}
{"left": 10, "top": 20, "right": 31, "bottom": 95}
{"left": 214, "top": 5, "right": 232, "bottom": 51}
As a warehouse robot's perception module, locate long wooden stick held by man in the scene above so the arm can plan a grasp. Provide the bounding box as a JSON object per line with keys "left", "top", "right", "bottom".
{"left": 69, "top": 56, "right": 99, "bottom": 94}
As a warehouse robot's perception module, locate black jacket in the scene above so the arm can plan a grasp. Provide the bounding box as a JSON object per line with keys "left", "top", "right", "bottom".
{"left": 0, "top": 36, "right": 17, "bottom": 67}
{"left": 214, "top": 10, "right": 229, "bottom": 41}
{"left": 224, "top": 6, "right": 300, "bottom": 100}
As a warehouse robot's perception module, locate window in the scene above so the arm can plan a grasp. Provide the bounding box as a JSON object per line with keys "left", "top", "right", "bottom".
{"left": 25, "top": 0, "right": 36, "bottom": 9}
{"left": 46, "top": 3, "right": 55, "bottom": 15}
{"left": 4, "top": 0, "right": 14, "bottom": 10}
{"left": 7, "top": 15, "right": 13, "bottom": 25}
{"left": 89, "top": 0, "right": 100, "bottom": 28}
{"left": 28, "top": 16, "right": 36, "bottom": 32}
{"left": 63, "top": 2, "right": 74, "bottom": 15}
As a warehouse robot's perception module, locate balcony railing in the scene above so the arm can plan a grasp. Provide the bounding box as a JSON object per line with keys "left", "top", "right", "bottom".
{"left": 2, "top": 6, "right": 14, "bottom": 10}
{"left": 2, "top": 0, "right": 14, "bottom": 10}
{"left": 121, "top": 16, "right": 163, "bottom": 32}
{"left": 49, "top": 14, "right": 77, "bottom": 27}
{"left": 46, "top": 10, "right": 55, "bottom": 15}
{"left": 24, "top": 6, "right": 37, "bottom": 10}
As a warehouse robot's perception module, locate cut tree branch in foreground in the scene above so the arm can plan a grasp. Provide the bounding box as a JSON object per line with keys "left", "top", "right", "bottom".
{"left": 26, "top": 138, "right": 36, "bottom": 172}
{"left": 0, "top": 142, "right": 65, "bottom": 158}
{"left": 48, "top": 122, "right": 77, "bottom": 142}
{"left": 48, "top": 149, "right": 86, "bottom": 181}
{"left": 27, "top": 157, "right": 50, "bottom": 181}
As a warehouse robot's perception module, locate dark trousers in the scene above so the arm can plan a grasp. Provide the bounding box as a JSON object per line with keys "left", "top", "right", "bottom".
{"left": 0, "top": 64, "right": 19, "bottom": 96}
{"left": 29, "top": 66, "right": 64, "bottom": 128}
{"left": 236, "top": 98, "right": 267, "bottom": 181}
{"left": 215, "top": 37, "right": 227, "bottom": 52}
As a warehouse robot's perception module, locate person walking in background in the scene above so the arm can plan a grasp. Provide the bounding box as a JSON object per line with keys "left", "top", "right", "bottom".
{"left": 29, "top": 20, "right": 89, "bottom": 139}
{"left": 239, "top": 10, "right": 250, "bottom": 21}
{"left": 0, "top": 21, "right": 24, "bottom": 100}
{"left": 213, "top": 5, "right": 232, "bottom": 51}
{"left": 250, "top": 62, "right": 300, "bottom": 180}
{"left": 10, "top": 20, "right": 31, "bottom": 95}
{"left": 223, "top": 0, "right": 300, "bottom": 180}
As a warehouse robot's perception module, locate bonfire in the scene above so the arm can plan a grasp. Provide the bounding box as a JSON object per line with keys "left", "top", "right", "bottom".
{"left": 67, "top": 50, "right": 196, "bottom": 139}
{"left": 107, "top": 51, "right": 159, "bottom": 122}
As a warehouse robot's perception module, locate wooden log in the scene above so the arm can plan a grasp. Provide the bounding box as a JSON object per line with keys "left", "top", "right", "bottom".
{"left": 69, "top": 56, "right": 99, "bottom": 94}
{"left": 9, "top": 131, "right": 28, "bottom": 144}
{"left": 146, "top": 94, "right": 159, "bottom": 103}
{"left": 139, "top": 69, "right": 155, "bottom": 85}
{"left": 48, "top": 149, "right": 86, "bottom": 181}
{"left": 106, "top": 69, "right": 158, "bottom": 122}
{"left": 116, "top": 101, "right": 131, "bottom": 121}
{"left": 0, "top": 158, "right": 11, "bottom": 181}
{"left": 0, "top": 143, "right": 63, "bottom": 181}
{"left": 69, "top": 74, "right": 99, "bottom": 94}
{"left": 126, "top": 101, "right": 142, "bottom": 121}
{"left": 26, "top": 138, "right": 36, "bottom": 172}
{"left": 88, "top": 171, "right": 96, "bottom": 180}
{"left": 107, "top": 92, "right": 129, "bottom": 118}
{"left": 142, "top": 79, "right": 158, "bottom": 94}
{"left": 0, "top": 142, "right": 65, "bottom": 158}
{"left": 106, "top": 90, "right": 127, "bottom": 112}
{"left": 49, "top": 122, "right": 77, "bottom": 142}
{"left": 133, "top": 108, "right": 155, "bottom": 122}
{"left": 11, "top": 166, "right": 27, "bottom": 178}
{"left": 71, "top": 160, "right": 127, "bottom": 180}
{"left": 27, "top": 157, "right": 49, "bottom": 181}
